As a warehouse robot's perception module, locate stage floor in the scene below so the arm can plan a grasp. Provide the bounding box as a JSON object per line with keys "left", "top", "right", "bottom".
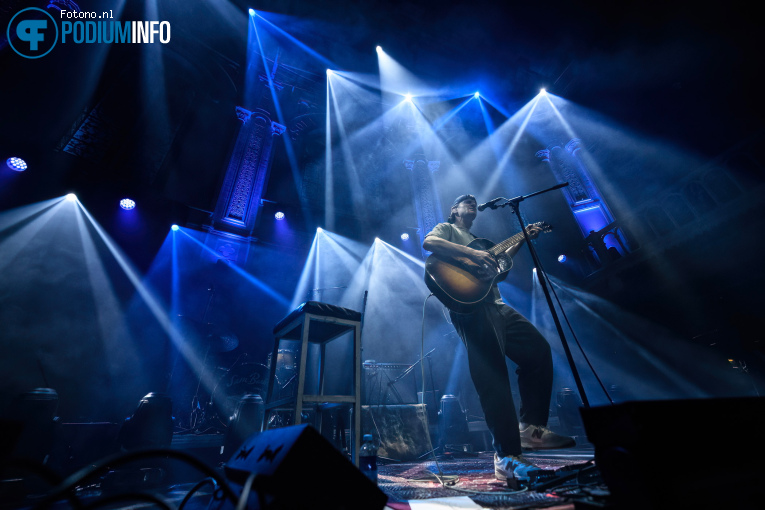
{"left": 12, "top": 443, "right": 602, "bottom": 509}
{"left": 379, "top": 445, "right": 601, "bottom": 509}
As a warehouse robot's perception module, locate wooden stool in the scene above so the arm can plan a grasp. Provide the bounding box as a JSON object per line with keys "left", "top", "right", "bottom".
{"left": 265, "top": 301, "right": 362, "bottom": 466}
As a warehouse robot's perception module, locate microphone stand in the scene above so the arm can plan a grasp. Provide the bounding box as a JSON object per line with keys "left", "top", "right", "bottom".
{"left": 487, "top": 182, "right": 590, "bottom": 408}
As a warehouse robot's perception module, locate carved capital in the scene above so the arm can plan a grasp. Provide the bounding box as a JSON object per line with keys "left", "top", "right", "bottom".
{"left": 565, "top": 138, "right": 582, "bottom": 154}
{"left": 236, "top": 106, "right": 253, "bottom": 123}
{"left": 535, "top": 149, "right": 551, "bottom": 162}
{"left": 271, "top": 122, "right": 286, "bottom": 136}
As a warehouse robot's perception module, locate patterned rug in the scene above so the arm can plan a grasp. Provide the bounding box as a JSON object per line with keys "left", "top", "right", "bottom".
{"left": 379, "top": 447, "right": 599, "bottom": 509}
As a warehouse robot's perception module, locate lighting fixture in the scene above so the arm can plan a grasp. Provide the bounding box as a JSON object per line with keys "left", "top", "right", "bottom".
{"left": 6, "top": 157, "right": 27, "bottom": 171}
{"left": 120, "top": 198, "right": 136, "bottom": 210}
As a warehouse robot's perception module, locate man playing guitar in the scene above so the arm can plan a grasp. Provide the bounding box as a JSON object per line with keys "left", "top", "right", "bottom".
{"left": 423, "top": 194, "right": 574, "bottom": 484}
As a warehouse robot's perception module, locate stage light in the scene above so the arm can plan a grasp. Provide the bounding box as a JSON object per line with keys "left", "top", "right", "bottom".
{"left": 119, "top": 198, "right": 136, "bottom": 210}
{"left": 117, "top": 392, "right": 173, "bottom": 450}
{"left": 248, "top": 8, "right": 255, "bottom": 15}
{"left": 275, "top": 211, "right": 285, "bottom": 220}
{"left": 317, "top": 227, "right": 323, "bottom": 232}
{"left": 224, "top": 394, "right": 264, "bottom": 455}
{"left": 558, "top": 254, "right": 567, "bottom": 263}
{"left": 65, "top": 194, "right": 77, "bottom": 202}
{"left": 326, "top": 69, "right": 333, "bottom": 76}
{"left": 400, "top": 233, "right": 409, "bottom": 241}
{"left": 540, "top": 88, "right": 547, "bottom": 94}
{"left": 474, "top": 92, "right": 480, "bottom": 99}
{"left": 7, "top": 388, "right": 59, "bottom": 463}
{"left": 171, "top": 224, "right": 179, "bottom": 231}
{"left": 6, "top": 157, "right": 27, "bottom": 171}
{"left": 404, "top": 93, "right": 413, "bottom": 103}
{"left": 376, "top": 46, "right": 382, "bottom": 53}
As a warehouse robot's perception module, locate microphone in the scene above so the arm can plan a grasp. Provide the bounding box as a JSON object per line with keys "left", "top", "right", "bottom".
{"left": 477, "top": 197, "right": 503, "bottom": 211}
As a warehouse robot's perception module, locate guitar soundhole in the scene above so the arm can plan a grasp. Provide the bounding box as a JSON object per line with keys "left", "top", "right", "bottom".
{"left": 497, "top": 255, "right": 510, "bottom": 272}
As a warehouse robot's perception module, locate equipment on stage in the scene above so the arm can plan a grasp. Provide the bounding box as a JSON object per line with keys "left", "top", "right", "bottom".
{"left": 581, "top": 397, "right": 765, "bottom": 509}
{"left": 171, "top": 283, "right": 239, "bottom": 431}
{"left": 437, "top": 394, "right": 471, "bottom": 452}
{"left": 210, "top": 362, "right": 269, "bottom": 419}
{"left": 360, "top": 404, "right": 430, "bottom": 461}
{"left": 224, "top": 394, "right": 265, "bottom": 457}
{"left": 363, "top": 354, "right": 435, "bottom": 406}
{"left": 424, "top": 222, "right": 552, "bottom": 312}
{"left": 224, "top": 424, "right": 387, "bottom": 510}
{"left": 266, "top": 348, "right": 299, "bottom": 399}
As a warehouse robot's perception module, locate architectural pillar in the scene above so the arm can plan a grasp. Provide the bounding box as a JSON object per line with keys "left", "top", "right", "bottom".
{"left": 536, "top": 139, "right": 630, "bottom": 268}
{"left": 212, "top": 107, "right": 286, "bottom": 240}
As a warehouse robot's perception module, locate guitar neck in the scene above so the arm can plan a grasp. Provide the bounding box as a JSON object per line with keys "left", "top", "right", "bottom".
{"left": 488, "top": 231, "right": 527, "bottom": 256}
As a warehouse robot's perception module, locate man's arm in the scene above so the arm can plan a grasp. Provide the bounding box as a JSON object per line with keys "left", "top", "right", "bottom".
{"left": 423, "top": 236, "right": 498, "bottom": 271}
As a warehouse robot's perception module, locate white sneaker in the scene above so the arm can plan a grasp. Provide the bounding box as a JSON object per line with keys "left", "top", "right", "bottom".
{"left": 494, "top": 453, "right": 543, "bottom": 482}
{"left": 519, "top": 423, "right": 576, "bottom": 449}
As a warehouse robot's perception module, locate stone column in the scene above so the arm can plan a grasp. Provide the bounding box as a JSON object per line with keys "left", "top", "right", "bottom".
{"left": 212, "top": 106, "right": 286, "bottom": 240}
{"left": 536, "top": 139, "right": 629, "bottom": 268}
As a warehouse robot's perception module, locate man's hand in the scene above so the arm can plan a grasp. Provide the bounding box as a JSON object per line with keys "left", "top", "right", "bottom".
{"left": 465, "top": 248, "right": 497, "bottom": 279}
{"left": 526, "top": 224, "right": 545, "bottom": 239}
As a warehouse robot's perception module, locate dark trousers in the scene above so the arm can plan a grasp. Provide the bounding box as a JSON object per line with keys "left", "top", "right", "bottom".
{"left": 450, "top": 303, "right": 552, "bottom": 457}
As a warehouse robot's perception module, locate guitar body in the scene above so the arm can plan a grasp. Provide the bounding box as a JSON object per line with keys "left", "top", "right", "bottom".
{"left": 424, "top": 238, "right": 514, "bottom": 313}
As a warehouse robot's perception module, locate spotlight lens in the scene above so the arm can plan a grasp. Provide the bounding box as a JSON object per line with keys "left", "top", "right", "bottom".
{"left": 474, "top": 92, "right": 480, "bottom": 98}
{"left": 404, "top": 94, "right": 413, "bottom": 102}
{"left": 248, "top": 8, "right": 255, "bottom": 15}
{"left": 326, "top": 69, "right": 333, "bottom": 76}
{"left": 120, "top": 198, "right": 136, "bottom": 210}
{"left": 317, "top": 227, "right": 323, "bottom": 232}
{"left": 275, "top": 211, "right": 285, "bottom": 220}
{"left": 540, "top": 88, "right": 547, "bottom": 94}
{"left": 171, "top": 224, "right": 179, "bottom": 231}
{"left": 376, "top": 46, "right": 382, "bottom": 53}
{"left": 400, "top": 233, "right": 409, "bottom": 241}
{"left": 6, "top": 157, "right": 27, "bottom": 171}
{"left": 65, "top": 193, "right": 77, "bottom": 202}
{"left": 558, "top": 254, "right": 567, "bottom": 263}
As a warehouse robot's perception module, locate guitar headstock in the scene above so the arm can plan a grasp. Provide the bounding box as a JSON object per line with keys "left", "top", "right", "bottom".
{"left": 527, "top": 221, "right": 553, "bottom": 234}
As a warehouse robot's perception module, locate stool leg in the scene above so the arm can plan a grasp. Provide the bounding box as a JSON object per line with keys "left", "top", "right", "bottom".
{"left": 295, "top": 316, "right": 311, "bottom": 425}
{"left": 353, "top": 323, "right": 361, "bottom": 467}
{"left": 316, "top": 342, "right": 327, "bottom": 435}
{"left": 319, "top": 343, "right": 327, "bottom": 396}
{"left": 265, "top": 334, "right": 281, "bottom": 431}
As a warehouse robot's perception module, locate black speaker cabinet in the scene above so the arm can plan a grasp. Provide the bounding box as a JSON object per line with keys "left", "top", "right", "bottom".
{"left": 223, "top": 424, "right": 387, "bottom": 510}
{"left": 581, "top": 397, "right": 765, "bottom": 509}
{"left": 361, "top": 404, "right": 430, "bottom": 461}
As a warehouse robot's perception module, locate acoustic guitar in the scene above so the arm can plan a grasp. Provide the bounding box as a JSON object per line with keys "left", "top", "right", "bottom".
{"left": 424, "top": 222, "right": 552, "bottom": 313}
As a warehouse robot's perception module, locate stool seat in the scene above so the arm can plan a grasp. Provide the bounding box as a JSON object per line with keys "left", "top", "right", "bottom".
{"left": 273, "top": 301, "right": 361, "bottom": 342}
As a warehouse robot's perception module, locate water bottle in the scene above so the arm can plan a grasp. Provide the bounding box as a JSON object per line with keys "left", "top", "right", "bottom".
{"left": 359, "top": 434, "right": 378, "bottom": 484}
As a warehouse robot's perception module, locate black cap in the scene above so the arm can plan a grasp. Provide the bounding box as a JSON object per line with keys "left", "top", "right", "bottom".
{"left": 451, "top": 194, "right": 476, "bottom": 208}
